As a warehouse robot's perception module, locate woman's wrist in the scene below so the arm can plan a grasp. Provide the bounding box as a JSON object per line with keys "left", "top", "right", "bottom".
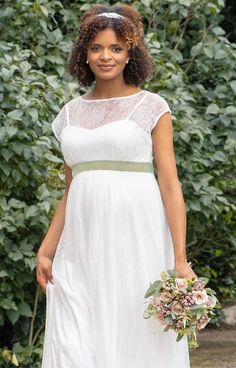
{"left": 37, "top": 247, "right": 54, "bottom": 261}
{"left": 174, "top": 255, "right": 188, "bottom": 266}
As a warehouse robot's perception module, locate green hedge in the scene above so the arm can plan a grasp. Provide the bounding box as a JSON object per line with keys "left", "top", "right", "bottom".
{"left": 0, "top": 0, "right": 235, "bottom": 366}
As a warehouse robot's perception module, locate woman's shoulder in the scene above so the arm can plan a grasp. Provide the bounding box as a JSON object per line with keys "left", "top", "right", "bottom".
{"left": 66, "top": 95, "right": 81, "bottom": 106}
{"left": 143, "top": 89, "right": 169, "bottom": 102}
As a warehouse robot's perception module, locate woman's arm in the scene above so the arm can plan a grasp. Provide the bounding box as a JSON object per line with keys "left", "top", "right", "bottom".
{"left": 36, "top": 164, "right": 72, "bottom": 292}
{"left": 151, "top": 112, "right": 196, "bottom": 278}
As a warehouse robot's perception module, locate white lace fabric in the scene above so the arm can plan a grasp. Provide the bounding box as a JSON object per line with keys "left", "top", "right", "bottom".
{"left": 51, "top": 90, "right": 171, "bottom": 141}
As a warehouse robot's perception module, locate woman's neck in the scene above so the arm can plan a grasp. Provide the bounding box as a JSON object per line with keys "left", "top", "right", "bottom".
{"left": 90, "top": 80, "right": 140, "bottom": 99}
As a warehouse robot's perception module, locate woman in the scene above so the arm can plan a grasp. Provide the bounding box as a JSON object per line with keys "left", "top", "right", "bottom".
{"left": 36, "top": 4, "right": 196, "bottom": 367}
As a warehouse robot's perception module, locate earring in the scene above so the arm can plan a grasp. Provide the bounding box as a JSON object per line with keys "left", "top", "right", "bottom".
{"left": 126, "top": 59, "right": 129, "bottom": 64}
{"left": 86, "top": 60, "right": 89, "bottom": 64}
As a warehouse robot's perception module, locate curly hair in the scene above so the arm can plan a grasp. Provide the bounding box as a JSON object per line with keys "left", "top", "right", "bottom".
{"left": 68, "top": 4, "right": 154, "bottom": 87}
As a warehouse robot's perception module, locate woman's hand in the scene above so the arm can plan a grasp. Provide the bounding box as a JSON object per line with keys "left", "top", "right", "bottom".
{"left": 36, "top": 254, "right": 54, "bottom": 294}
{"left": 174, "top": 260, "right": 197, "bottom": 279}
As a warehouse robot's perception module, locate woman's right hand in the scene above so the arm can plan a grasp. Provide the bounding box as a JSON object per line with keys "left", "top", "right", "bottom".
{"left": 36, "top": 254, "right": 54, "bottom": 294}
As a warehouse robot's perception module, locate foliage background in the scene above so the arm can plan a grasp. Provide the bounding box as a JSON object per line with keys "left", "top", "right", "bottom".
{"left": 0, "top": 0, "right": 235, "bottom": 366}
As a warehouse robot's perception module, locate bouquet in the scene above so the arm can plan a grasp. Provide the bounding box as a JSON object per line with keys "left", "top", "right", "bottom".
{"left": 143, "top": 270, "right": 221, "bottom": 348}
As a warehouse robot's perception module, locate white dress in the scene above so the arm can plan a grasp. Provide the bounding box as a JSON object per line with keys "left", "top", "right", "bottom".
{"left": 41, "top": 89, "right": 190, "bottom": 368}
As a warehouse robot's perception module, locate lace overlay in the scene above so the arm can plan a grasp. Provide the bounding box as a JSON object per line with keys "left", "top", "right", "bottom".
{"left": 51, "top": 90, "right": 171, "bottom": 141}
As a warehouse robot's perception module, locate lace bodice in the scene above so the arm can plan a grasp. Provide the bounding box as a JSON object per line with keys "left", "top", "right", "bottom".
{"left": 52, "top": 90, "right": 171, "bottom": 141}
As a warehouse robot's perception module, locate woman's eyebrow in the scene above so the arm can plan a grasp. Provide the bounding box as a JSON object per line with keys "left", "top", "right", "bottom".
{"left": 92, "top": 43, "right": 123, "bottom": 46}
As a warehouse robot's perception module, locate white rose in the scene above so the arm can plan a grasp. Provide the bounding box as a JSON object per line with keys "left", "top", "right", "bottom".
{"left": 192, "top": 290, "right": 208, "bottom": 305}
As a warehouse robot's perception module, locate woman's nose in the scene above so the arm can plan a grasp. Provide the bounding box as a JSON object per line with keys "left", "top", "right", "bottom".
{"left": 99, "top": 49, "right": 111, "bottom": 60}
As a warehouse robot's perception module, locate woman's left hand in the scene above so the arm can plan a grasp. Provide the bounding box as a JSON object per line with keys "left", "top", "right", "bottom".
{"left": 174, "top": 260, "right": 197, "bottom": 279}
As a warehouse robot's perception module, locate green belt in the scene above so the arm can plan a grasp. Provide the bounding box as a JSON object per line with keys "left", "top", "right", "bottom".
{"left": 71, "top": 160, "right": 154, "bottom": 177}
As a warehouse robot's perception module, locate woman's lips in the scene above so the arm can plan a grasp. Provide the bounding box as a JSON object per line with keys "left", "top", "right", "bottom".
{"left": 97, "top": 65, "right": 115, "bottom": 72}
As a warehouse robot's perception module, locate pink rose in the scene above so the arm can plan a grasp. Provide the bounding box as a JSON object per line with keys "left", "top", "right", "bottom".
{"left": 176, "top": 319, "right": 185, "bottom": 329}
{"left": 192, "top": 290, "right": 208, "bottom": 305}
{"left": 163, "top": 282, "right": 172, "bottom": 291}
{"left": 157, "top": 314, "right": 166, "bottom": 325}
{"left": 193, "top": 280, "right": 205, "bottom": 291}
{"left": 175, "top": 278, "right": 187, "bottom": 290}
{"left": 160, "top": 291, "right": 172, "bottom": 303}
{"left": 206, "top": 295, "right": 217, "bottom": 308}
{"left": 197, "top": 316, "right": 211, "bottom": 330}
{"left": 171, "top": 302, "right": 183, "bottom": 315}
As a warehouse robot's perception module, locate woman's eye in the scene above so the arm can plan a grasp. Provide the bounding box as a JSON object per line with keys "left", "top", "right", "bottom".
{"left": 90, "top": 45, "right": 101, "bottom": 52}
{"left": 112, "top": 47, "right": 122, "bottom": 52}
{"left": 90, "top": 46, "right": 122, "bottom": 52}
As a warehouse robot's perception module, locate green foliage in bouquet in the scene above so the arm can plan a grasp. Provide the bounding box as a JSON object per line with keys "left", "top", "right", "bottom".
{"left": 0, "top": 0, "right": 235, "bottom": 365}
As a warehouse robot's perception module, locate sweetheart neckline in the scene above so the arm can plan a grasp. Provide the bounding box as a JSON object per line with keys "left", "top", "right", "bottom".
{"left": 61, "top": 119, "right": 149, "bottom": 134}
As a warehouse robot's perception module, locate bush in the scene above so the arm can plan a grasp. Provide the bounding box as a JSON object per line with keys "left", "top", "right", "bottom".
{"left": 0, "top": 0, "right": 235, "bottom": 365}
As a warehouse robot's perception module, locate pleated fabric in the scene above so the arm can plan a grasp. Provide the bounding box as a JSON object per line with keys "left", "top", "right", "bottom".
{"left": 41, "top": 90, "right": 190, "bottom": 367}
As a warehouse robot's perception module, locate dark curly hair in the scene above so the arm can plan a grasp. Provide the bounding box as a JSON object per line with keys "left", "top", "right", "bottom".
{"left": 68, "top": 4, "right": 154, "bottom": 87}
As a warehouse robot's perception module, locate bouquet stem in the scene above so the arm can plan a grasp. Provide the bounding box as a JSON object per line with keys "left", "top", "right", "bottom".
{"left": 187, "top": 329, "right": 199, "bottom": 348}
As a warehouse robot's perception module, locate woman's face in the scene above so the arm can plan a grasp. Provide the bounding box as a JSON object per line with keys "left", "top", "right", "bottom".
{"left": 87, "top": 28, "right": 129, "bottom": 82}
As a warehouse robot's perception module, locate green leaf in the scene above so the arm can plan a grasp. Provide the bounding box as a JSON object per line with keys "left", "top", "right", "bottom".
{"left": 46, "top": 75, "right": 60, "bottom": 89}
{"left": 29, "top": 108, "right": 38, "bottom": 122}
{"left": 191, "top": 42, "right": 203, "bottom": 57}
{"left": 25, "top": 205, "right": 39, "bottom": 219}
{"left": 176, "top": 333, "right": 184, "bottom": 342}
{"left": 214, "top": 249, "right": 222, "bottom": 257}
{"left": 1, "top": 163, "right": 11, "bottom": 176}
{"left": 48, "top": 29, "right": 63, "bottom": 44}
{"left": 213, "top": 151, "right": 227, "bottom": 162}
{"left": 7, "top": 110, "right": 23, "bottom": 119}
{"left": 8, "top": 198, "right": 25, "bottom": 208}
{"left": 165, "top": 315, "right": 173, "bottom": 323}
{"left": 179, "top": 0, "right": 192, "bottom": 6}
{"left": 167, "top": 269, "right": 179, "bottom": 278}
{"left": 212, "top": 26, "right": 225, "bottom": 36}
{"left": 224, "top": 105, "right": 236, "bottom": 115}
{"left": 2, "top": 148, "right": 13, "bottom": 161}
{"left": 206, "top": 104, "right": 220, "bottom": 115}
{"left": 19, "top": 162, "right": 30, "bottom": 175}
{"left": 0, "top": 271, "right": 8, "bottom": 277}
{"left": 140, "top": 0, "right": 151, "bottom": 6}
{"left": 144, "top": 280, "right": 162, "bottom": 298}
{"left": 45, "top": 153, "right": 63, "bottom": 163}
{"left": 40, "top": 5, "right": 49, "bottom": 17}
{"left": 179, "top": 131, "right": 190, "bottom": 143}
{"left": 6, "top": 126, "right": 18, "bottom": 137}
{"left": 229, "top": 81, "right": 236, "bottom": 95}
{"left": 8, "top": 249, "right": 23, "bottom": 261}
{"left": 18, "top": 302, "right": 32, "bottom": 317}
{"left": 205, "top": 288, "right": 216, "bottom": 295}
{"left": 215, "top": 49, "right": 226, "bottom": 59}
{"left": 188, "top": 199, "right": 201, "bottom": 212}
{"left": 79, "top": 3, "right": 91, "bottom": 11}
{"left": 6, "top": 309, "right": 20, "bottom": 324}
{"left": 163, "top": 325, "right": 172, "bottom": 332}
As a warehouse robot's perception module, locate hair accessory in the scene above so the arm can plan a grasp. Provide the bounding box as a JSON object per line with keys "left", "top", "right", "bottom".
{"left": 98, "top": 12, "right": 125, "bottom": 19}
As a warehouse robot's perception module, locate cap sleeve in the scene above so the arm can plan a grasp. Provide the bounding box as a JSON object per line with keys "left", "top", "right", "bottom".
{"left": 51, "top": 104, "right": 68, "bottom": 142}
{"left": 127, "top": 91, "right": 171, "bottom": 134}
{"left": 150, "top": 94, "right": 171, "bottom": 132}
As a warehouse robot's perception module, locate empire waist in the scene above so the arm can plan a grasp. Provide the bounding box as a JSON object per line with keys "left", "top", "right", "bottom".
{"left": 71, "top": 160, "right": 155, "bottom": 178}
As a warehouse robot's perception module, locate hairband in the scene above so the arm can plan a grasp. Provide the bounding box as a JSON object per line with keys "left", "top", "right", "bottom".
{"left": 97, "top": 12, "right": 125, "bottom": 19}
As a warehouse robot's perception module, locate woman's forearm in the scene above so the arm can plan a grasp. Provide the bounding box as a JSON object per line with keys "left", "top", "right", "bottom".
{"left": 37, "top": 191, "right": 68, "bottom": 260}
{"left": 158, "top": 180, "right": 187, "bottom": 265}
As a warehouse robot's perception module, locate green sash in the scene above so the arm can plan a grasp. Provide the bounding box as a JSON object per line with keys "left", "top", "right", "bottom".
{"left": 72, "top": 160, "right": 154, "bottom": 177}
